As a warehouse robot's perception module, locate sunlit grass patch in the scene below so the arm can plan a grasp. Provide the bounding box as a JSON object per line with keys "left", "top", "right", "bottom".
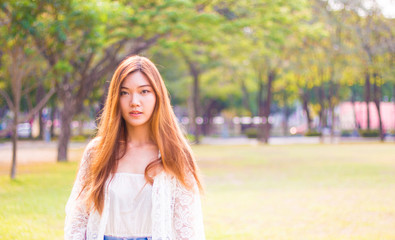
{"left": 1, "top": 142, "right": 395, "bottom": 239}
{"left": 196, "top": 143, "right": 395, "bottom": 239}
{"left": 0, "top": 162, "right": 78, "bottom": 240}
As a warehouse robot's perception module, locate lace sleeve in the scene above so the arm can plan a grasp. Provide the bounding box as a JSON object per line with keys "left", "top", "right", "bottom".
{"left": 64, "top": 139, "right": 97, "bottom": 240}
{"left": 173, "top": 176, "right": 205, "bottom": 240}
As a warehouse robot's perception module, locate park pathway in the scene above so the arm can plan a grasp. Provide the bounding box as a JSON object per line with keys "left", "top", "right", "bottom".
{"left": 0, "top": 136, "right": 393, "bottom": 165}
{"left": 0, "top": 141, "right": 87, "bottom": 164}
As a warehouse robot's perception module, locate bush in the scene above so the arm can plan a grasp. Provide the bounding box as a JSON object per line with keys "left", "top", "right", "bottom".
{"left": 70, "top": 135, "right": 88, "bottom": 142}
{"left": 341, "top": 130, "right": 353, "bottom": 137}
{"left": 186, "top": 134, "right": 195, "bottom": 142}
{"left": 359, "top": 129, "right": 380, "bottom": 137}
{"left": 186, "top": 133, "right": 202, "bottom": 143}
{"left": 305, "top": 130, "right": 322, "bottom": 137}
{"left": 245, "top": 128, "right": 258, "bottom": 138}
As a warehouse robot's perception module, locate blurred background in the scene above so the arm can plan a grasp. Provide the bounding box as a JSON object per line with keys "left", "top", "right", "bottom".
{"left": 0, "top": 0, "right": 394, "bottom": 239}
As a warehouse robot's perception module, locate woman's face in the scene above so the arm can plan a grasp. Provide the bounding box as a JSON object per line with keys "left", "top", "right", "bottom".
{"left": 119, "top": 71, "right": 157, "bottom": 129}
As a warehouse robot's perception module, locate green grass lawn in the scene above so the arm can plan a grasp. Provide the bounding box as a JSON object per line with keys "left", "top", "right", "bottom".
{"left": 1, "top": 143, "right": 395, "bottom": 239}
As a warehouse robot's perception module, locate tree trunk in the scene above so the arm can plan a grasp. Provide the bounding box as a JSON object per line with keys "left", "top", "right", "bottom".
{"left": 78, "top": 119, "right": 84, "bottom": 136}
{"left": 202, "top": 99, "right": 216, "bottom": 136}
{"left": 263, "top": 70, "right": 275, "bottom": 143}
{"left": 320, "top": 87, "right": 327, "bottom": 129}
{"left": 50, "top": 105, "right": 56, "bottom": 138}
{"left": 329, "top": 82, "right": 338, "bottom": 143}
{"left": 329, "top": 104, "right": 335, "bottom": 142}
{"left": 5, "top": 46, "right": 55, "bottom": 178}
{"left": 350, "top": 85, "right": 360, "bottom": 130}
{"left": 183, "top": 54, "right": 201, "bottom": 144}
{"left": 315, "top": 85, "right": 326, "bottom": 143}
{"left": 36, "top": 82, "right": 45, "bottom": 139}
{"left": 38, "top": 108, "right": 43, "bottom": 139}
{"left": 192, "top": 72, "right": 201, "bottom": 143}
{"left": 328, "top": 83, "right": 334, "bottom": 142}
{"left": 283, "top": 105, "right": 290, "bottom": 137}
{"left": 282, "top": 90, "right": 289, "bottom": 136}
{"left": 10, "top": 109, "right": 18, "bottom": 179}
{"left": 57, "top": 103, "right": 75, "bottom": 162}
{"left": 180, "top": 57, "right": 200, "bottom": 144}
{"left": 187, "top": 95, "right": 194, "bottom": 139}
{"left": 302, "top": 90, "right": 312, "bottom": 131}
{"left": 96, "top": 80, "right": 110, "bottom": 126}
{"left": 374, "top": 99, "right": 384, "bottom": 141}
{"left": 373, "top": 73, "right": 384, "bottom": 141}
{"left": 365, "top": 71, "right": 371, "bottom": 130}
{"left": 9, "top": 46, "right": 23, "bottom": 179}
{"left": 352, "top": 102, "right": 360, "bottom": 130}
{"left": 257, "top": 70, "right": 265, "bottom": 141}
{"left": 317, "top": 86, "right": 326, "bottom": 143}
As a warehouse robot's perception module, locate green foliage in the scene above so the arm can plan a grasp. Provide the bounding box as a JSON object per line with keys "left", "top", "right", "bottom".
{"left": 1, "top": 0, "right": 394, "bottom": 144}
{"left": 244, "top": 127, "right": 258, "bottom": 138}
{"left": 359, "top": 129, "right": 380, "bottom": 138}
{"left": 341, "top": 130, "right": 353, "bottom": 137}
{"left": 186, "top": 133, "right": 196, "bottom": 143}
{"left": 53, "top": 60, "right": 73, "bottom": 74}
{"left": 70, "top": 135, "right": 88, "bottom": 142}
{"left": 305, "top": 130, "right": 322, "bottom": 137}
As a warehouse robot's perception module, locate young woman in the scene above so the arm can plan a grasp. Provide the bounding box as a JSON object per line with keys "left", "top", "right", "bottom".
{"left": 65, "top": 56, "right": 205, "bottom": 240}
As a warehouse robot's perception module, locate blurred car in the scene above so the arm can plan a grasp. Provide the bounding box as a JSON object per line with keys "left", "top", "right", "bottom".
{"left": 17, "top": 123, "right": 31, "bottom": 138}
{"left": 0, "top": 121, "right": 11, "bottom": 138}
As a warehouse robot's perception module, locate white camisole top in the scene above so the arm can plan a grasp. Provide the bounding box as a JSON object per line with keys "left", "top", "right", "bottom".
{"left": 104, "top": 173, "right": 153, "bottom": 238}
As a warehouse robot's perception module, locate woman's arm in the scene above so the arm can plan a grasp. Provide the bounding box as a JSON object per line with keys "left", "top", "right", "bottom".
{"left": 173, "top": 176, "right": 205, "bottom": 240}
{"left": 64, "top": 139, "right": 96, "bottom": 240}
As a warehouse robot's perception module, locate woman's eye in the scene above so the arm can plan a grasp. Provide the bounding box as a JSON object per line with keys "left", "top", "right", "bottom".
{"left": 141, "top": 90, "right": 150, "bottom": 94}
{"left": 120, "top": 91, "right": 128, "bottom": 96}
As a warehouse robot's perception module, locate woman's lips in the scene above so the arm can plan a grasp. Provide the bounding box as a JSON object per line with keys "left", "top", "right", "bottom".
{"left": 129, "top": 111, "right": 142, "bottom": 117}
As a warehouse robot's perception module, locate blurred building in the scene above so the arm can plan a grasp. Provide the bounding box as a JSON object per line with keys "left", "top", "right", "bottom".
{"left": 339, "top": 101, "right": 395, "bottom": 131}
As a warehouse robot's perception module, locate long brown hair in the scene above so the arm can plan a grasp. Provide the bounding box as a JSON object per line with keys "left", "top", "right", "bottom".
{"left": 82, "top": 55, "right": 203, "bottom": 214}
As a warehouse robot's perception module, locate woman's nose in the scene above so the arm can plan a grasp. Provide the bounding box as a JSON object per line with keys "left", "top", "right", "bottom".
{"left": 130, "top": 94, "right": 141, "bottom": 106}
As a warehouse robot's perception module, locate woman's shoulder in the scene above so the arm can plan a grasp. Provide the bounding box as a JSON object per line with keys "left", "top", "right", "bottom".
{"left": 88, "top": 136, "right": 102, "bottom": 145}
{"left": 82, "top": 136, "right": 102, "bottom": 159}
{"left": 154, "top": 170, "right": 195, "bottom": 185}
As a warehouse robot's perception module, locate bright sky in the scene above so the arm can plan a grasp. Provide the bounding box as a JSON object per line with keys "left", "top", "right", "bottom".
{"left": 329, "top": 0, "right": 395, "bottom": 18}
{"left": 376, "top": 0, "right": 395, "bottom": 18}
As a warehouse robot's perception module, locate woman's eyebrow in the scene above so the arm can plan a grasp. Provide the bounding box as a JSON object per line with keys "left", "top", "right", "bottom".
{"left": 121, "top": 85, "right": 151, "bottom": 89}
{"left": 138, "top": 85, "right": 152, "bottom": 88}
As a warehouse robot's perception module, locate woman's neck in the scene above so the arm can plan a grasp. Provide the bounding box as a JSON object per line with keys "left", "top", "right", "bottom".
{"left": 125, "top": 124, "right": 154, "bottom": 147}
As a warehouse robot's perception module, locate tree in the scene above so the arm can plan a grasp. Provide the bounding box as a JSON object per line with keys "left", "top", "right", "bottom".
{"left": 18, "top": 0, "right": 180, "bottom": 161}
{"left": 342, "top": 0, "right": 394, "bottom": 140}
{"left": 241, "top": 0, "right": 311, "bottom": 143}
{"left": 0, "top": 2, "right": 55, "bottom": 178}
{"left": 152, "top": 1, "right": 226, "bottom": 143}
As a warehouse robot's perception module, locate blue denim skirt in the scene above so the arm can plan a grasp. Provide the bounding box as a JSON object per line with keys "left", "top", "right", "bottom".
{"left": 103, "top": 236, "right": 151, "bottom": 240}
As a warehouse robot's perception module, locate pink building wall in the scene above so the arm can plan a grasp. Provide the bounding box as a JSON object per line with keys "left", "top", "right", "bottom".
{"left": 339, "top": 102, "right": 395, "bottom": 131}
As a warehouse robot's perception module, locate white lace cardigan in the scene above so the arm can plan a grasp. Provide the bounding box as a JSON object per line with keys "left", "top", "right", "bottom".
{"left": 64, "top": 139, "right": 205, "bottom": 240}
